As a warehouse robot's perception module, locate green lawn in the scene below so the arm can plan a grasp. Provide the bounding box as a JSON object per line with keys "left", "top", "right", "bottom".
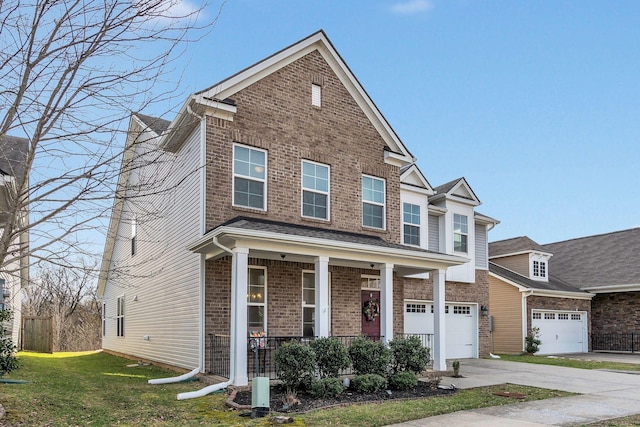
{"left": 496, "top": 354, "right": 640, "bottom": 371}
{"left": 0, "top": 351, "right": 572, "bottom": 426}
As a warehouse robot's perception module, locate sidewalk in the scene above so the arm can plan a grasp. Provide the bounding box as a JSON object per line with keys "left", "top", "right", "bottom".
{"left": 387, "top": 355, "right": 640, "bottom": 426}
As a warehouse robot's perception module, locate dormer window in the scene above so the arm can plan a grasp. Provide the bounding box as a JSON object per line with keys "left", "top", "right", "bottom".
{"left": 533, "top": 260, "right": 547, "bottom": 279}
{"left": 530, "top": 253, "right": 550, "bottom": 281}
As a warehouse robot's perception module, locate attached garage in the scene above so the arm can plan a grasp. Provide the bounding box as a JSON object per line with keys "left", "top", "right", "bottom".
{"left": 531, "top": 310, "right": 588, "bottom": 354}
{"left": 404, "top": 301, "right": 478, "bottom": 359}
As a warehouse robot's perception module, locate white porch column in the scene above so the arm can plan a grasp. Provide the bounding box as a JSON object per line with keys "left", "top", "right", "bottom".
{"left": 432, "top": 269, "right": 447, "bottom": 371}
{"left": 231, "top": 247, "right": 249, "bottom": 386}
{"left": 314, "top": 256, "right": 330, "bottom": 338}
{"left": 379, "top": 263, "right": 394, "bottom": 343}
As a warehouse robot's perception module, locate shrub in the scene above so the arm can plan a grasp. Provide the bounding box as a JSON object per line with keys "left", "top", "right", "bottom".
{"left": 310, "top": 337, "right": 351, "bottom": 378}
{"left": 0, "top": 309, "right": 18, "bottom": 375}
{"left": 273, "top": 341, "right": 315, "bottom": 390}
{"left": 525, "top": 327, "right": 542, "bottom": 354}
{"left": 351, "top": 374, "right": 387, "bottom": 393}
{"left": 311, "top": 377, "right": 346, "bottom": 398}
{"left": 388, "top": 371, "right": 418, "bottom": 390}
{"left": 389, "top": 335, "right": 430, "bottom": 374}
{"left": 348, "top": 336, "right": 391, "bottom": 376}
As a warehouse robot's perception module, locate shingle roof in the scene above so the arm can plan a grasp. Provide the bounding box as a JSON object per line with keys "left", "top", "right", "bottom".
{"left": 489, "top": 236, "right": 548, "bottom": 257}
{"left": 489, "top": 262, "right": 587, "bottom": 294}
{"left": 433, "top": 178, "right": 461, "bottom": 195}
{"left": 216, "top": 216, "right": 446, "bottom": 255}
{"left": 134, "top": 113, "right": 171, "bottom": 136}
{"left": 0, "top": 135, "right": 29, "bottom": 178}
{"left": 541, "top": 228, "right": 640, "bottom": 290}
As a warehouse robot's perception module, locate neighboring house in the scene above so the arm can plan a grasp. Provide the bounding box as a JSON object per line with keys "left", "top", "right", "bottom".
{"left": 542, "top": 228, "right": 640, "bottom": 351}
{"left": 97, "top": 31, "right": 498, "bottom": 386}
{"left": 0, "top": 136, "right": 29, "bottom": 346}
{"left": 488, "top": 237, "right": 593, "bottom": 355}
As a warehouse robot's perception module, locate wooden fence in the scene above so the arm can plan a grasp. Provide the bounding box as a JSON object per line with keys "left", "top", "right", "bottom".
{"left": 21, "top": 316, "right": 53, "bottom": 353}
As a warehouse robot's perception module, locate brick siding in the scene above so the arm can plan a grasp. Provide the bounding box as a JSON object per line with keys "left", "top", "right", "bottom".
{"left": 591, "top": 292, "right": 640, "bottom": 335}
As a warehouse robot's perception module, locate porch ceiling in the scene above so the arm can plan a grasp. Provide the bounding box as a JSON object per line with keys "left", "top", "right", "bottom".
{"left": 188, "top": 216, "right": 468, "bottom": 273}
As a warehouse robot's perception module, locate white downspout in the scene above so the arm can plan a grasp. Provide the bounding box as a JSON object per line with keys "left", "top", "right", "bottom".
{"left": 176, "top": 235, "right": 235, "bottom": 400}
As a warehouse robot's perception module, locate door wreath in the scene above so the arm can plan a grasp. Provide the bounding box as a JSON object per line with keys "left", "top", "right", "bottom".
{"left": 362, "top": 299, "right": 380, "bottom": 322}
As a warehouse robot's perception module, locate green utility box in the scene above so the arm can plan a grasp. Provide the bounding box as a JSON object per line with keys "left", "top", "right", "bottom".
{"left": 251, "top": 376, "right": 270, "bottom": 418}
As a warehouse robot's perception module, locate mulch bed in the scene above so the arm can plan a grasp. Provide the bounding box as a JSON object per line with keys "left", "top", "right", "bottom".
{"left": 231, "top": 379, "right": 457, "bottom": 413}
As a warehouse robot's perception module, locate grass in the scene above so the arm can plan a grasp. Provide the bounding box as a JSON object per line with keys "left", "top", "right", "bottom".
{"left": 497, "top": 354, "right": 640, "bottom": 371}
{"left": 579, "top": 415, "right": 640, "bottom": 426}
{"left": 0, "top": 351, "right": 572, "bottom": 426}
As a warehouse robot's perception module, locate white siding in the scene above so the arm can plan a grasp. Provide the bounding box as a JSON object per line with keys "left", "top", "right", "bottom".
{"left": 475, "top": 223, "right": 488, "bottom": 270}
{"left": 0, "top": 255, "right": 22, "bottom": 346}
{"left": 102, "top": 124, "right": 203, "bottom": 370}
{"left": 428, "top": 214, "right": 440, "bottom": 252}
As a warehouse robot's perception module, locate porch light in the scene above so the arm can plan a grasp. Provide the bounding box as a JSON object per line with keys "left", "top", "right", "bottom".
{"left": 480, "top": 305, "right": 489, "bottom": 316}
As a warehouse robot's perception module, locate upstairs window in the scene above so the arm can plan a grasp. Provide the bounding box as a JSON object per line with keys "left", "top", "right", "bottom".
{"left": 453, "top": 213, "right": 468, "bottom": 253}
{"left": 233, "top": 144, "right": 267, "bottom": 210}
{"left": 532, "top": 260, "right": 548, "bottom": 279}
{"left": 362, "top": 175, "right": 385, "bottom": 229}
{"left": 302, "top": 160, "right": 330, "bottom": 220}
{"left": 403, "top": 203, "right": 420, "bottom": 246}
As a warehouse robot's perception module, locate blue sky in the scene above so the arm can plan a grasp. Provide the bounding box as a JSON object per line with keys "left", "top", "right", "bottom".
{"left": 153, "top": 0, "right": 640, "bottom": 244}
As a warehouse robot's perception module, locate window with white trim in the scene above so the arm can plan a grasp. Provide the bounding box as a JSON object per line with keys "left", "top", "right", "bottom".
{"left": 406, "top": 303, "right": 426, "bottom": 313}
{"left": 532, "top": 260, "right": 547, "bottom": 279}
{"left": 453, "top": 213, "right": 468, "bottom": 253}
{"left": 532, "top": 312, "right": 542, "bottom": 319}
{"left": 302, "top": 160, "right": 329, "bottom": 220}
{"left": 430, "top": 305, "right": 449, "bottom": 314}
{"left": 544, "top": 313, "right": 555, "bottom": 320}
{"left": 233, "top": 144, "right": 267, "bottom": 210}
{"left": 558, "top": 313, "right": 569, "bottom": 320}
{"left": 361, "top": 275, "right": 380, "bottom": 289}
{"left": 571, "top": 313, "right": 581, "bottom": 321}
{"left": 362, "top": 175, "right": 385, "bottom": 229}
{"left": 311, "top": 84, "right": 322, "bottom": 107}
{"left": 248, "top": 267, "right": 266, "bottom": 333}
{"left": 131, "top": 217, "right": 136, "bottom": 256}
{"left": 102, "top": 302, "right": 106, "bottom": 336}
{"left": 302, "top": 271, "right": 331, "bottom": 337}
{"left": 453, "top": 306, "right": 471, "bottom": 315}
{"left": 116, "top": 296, "right": 125, "bottom": 337}
{"left": 403, "top": 203, "right": 420, "bottom": 246}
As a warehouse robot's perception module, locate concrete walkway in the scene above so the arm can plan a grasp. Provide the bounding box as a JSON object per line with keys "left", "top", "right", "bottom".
{"left": 388, "top": 353, "right": 640, "bottom": 427}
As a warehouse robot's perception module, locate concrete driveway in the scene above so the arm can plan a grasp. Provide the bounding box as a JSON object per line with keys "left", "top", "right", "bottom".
{"left": 388, "top": 354, "right": 640, "bottom": 427}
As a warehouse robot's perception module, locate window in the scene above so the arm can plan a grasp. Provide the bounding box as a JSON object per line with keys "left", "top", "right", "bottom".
{"left": 233, "top": 144, "right": 267, "bottom": 210}
{"left": 532, "top": 312, "right": 542, "bottom": 319}
{"left": 403, "top": 203, "right": 420, "bottom": 246}
{"left": 102, "top": 302, "right": 106, "bottom": 336}
{"left": 431, "top": 305, "right": 449, "bottom": 314}
{"left": 311, "top": 84, "right": 322, "bottom": 107}
{"left": 361, "top": 275, "right": 380, "bottom": 289}
{"left": 248, "top": 267, "right": 266, "bottom": 333}
{"left": 362, "top": 175, "right": 385, "bottom": 229}
{"left": 544, "top": 312, "right": 555, "bottom": 320}
{"left": 532, "top": 260, "right": 547, "bottom": 279}
{"left": 116, "top": 296, "right": 125, "bottom": 337}
{"left": 453, "top": 213, "right": 468, "bottom": 253}
{"left": 453, "top": 306, "right": 471, "bottom": 315}
{"left": 558, "top": 313, "right": 569, "bottom": 320}
{"left": 302, "top": 272, "right": 315, "bottom": 337}
{"left": 131, "top": 217, "right": 136, "bottom": 256}
{"left": 406, "top": 303, "right": 426, "bottom": 313}
{"left": 302, "top": 161, "right": 329, "bottom": 220}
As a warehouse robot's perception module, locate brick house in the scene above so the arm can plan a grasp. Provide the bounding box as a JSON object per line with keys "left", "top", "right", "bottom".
{"left": 98, "top": 31, "right": 498, "bottom": 387}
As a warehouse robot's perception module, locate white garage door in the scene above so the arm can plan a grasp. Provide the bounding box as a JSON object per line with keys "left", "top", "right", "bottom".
{"left": 404, "top": 301, "right": 477, "bottom": 359}
{"left": 531, "top": 311, "right": 587, "bottom": 355}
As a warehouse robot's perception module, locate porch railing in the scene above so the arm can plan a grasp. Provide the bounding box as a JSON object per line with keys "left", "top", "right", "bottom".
{"left": 208, "top": 333, "right": 434, "bottom": 380}
{"left": 592, "top": 333, "right": 640, "bottom": 353}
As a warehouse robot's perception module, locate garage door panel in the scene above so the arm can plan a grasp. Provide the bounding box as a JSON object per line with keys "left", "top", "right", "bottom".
{"left": 532, "top": 311, "right": 587, "bottom": 355}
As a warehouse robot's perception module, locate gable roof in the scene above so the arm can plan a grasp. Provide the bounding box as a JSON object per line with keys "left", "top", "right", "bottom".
{"left": 541, "top": 228, "right": 640, "bottom": 292}
{"left": 430, "top": 177, "right": 481, "bottom": 206}
{"left": 400, "top": 164, "right": 434, "bottom": 195}
{"left": 134, "top": 113, "right": 171, "bottom": 137}
{"left": 164, "top": 30, "right": 415, "bottom": 165}
{"left": 489, "top": 236, "right": 549, "bottom": 258}
{"left": 0, "top": 135, "right": 29, "bottom": 178}
{"left": 489, "top": 262, "right": 591, "bottom": 297}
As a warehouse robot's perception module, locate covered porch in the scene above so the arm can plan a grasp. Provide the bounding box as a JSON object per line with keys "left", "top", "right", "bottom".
{"left": 189, "top": 217, "right": 467, "bottom": 386}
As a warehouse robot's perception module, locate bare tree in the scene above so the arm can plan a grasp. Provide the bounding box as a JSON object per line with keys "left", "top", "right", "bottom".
{"left": 0, "top": 0, "right": 221, "bottom": 277}
{"left": 23, "top": 260, "right": 101, "bottom": 351}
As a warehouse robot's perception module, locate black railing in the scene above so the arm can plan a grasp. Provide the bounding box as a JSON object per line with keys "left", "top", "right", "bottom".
{"left": 209, "top": 333, "right": 230, "bottom": 378}
{"left": 592, "top": 333, "right": 640, "bottom": 353}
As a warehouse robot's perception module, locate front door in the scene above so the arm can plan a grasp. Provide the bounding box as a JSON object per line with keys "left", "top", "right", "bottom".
{"left": 361, "top": 290, "right": 381, "bottom": 338}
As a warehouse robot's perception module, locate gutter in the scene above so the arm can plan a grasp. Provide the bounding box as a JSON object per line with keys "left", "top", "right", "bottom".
{"left": 175, "top": 236, "right": 235, "bottom": 400}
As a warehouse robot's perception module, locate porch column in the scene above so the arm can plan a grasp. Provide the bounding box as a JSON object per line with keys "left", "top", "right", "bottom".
{"left": 380, "top": 263, "right": 394, "bottom": 343}
{"left": 231, "top": 247, "right": 249, "bottom": 386}
{"left": 432, "top": 269, "right": 447, "bottom": 371}
{"left": 314, "top": 256, "right": 330, "bottom": 337}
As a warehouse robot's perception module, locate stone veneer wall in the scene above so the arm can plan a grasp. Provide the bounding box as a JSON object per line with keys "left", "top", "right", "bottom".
{"left": 591, "top": 292, "right": 640, "bottom": 335}
{"left": 526, "top": 295, "right": 591, "bottom": 351}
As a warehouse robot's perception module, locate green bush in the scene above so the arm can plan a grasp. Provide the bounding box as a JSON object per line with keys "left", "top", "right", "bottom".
{"left": 0, "top": 309, "right": 18, "bottom": 375}
{"left": 310, "top": 337, "right": 351, "bottom": 378}
{"left": 351, "top": 374, "right": 387, "bottom": 393}
{"left": 311, "top": 377, "right": 346, "bottom": 398}
{"left": 348, "top": 336, "right": 391, "bottom": 376}
{"left": 525, "top": 327, "right": 542, "bottom": 354}
{"left": 389, "top": 335, "right": 430, "bottom": 374}
{"left": 273, "top": 341, "right": 315, "bottom": 390}
{"left": 388, "top": 371, "right": 418, "bottom": 390}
